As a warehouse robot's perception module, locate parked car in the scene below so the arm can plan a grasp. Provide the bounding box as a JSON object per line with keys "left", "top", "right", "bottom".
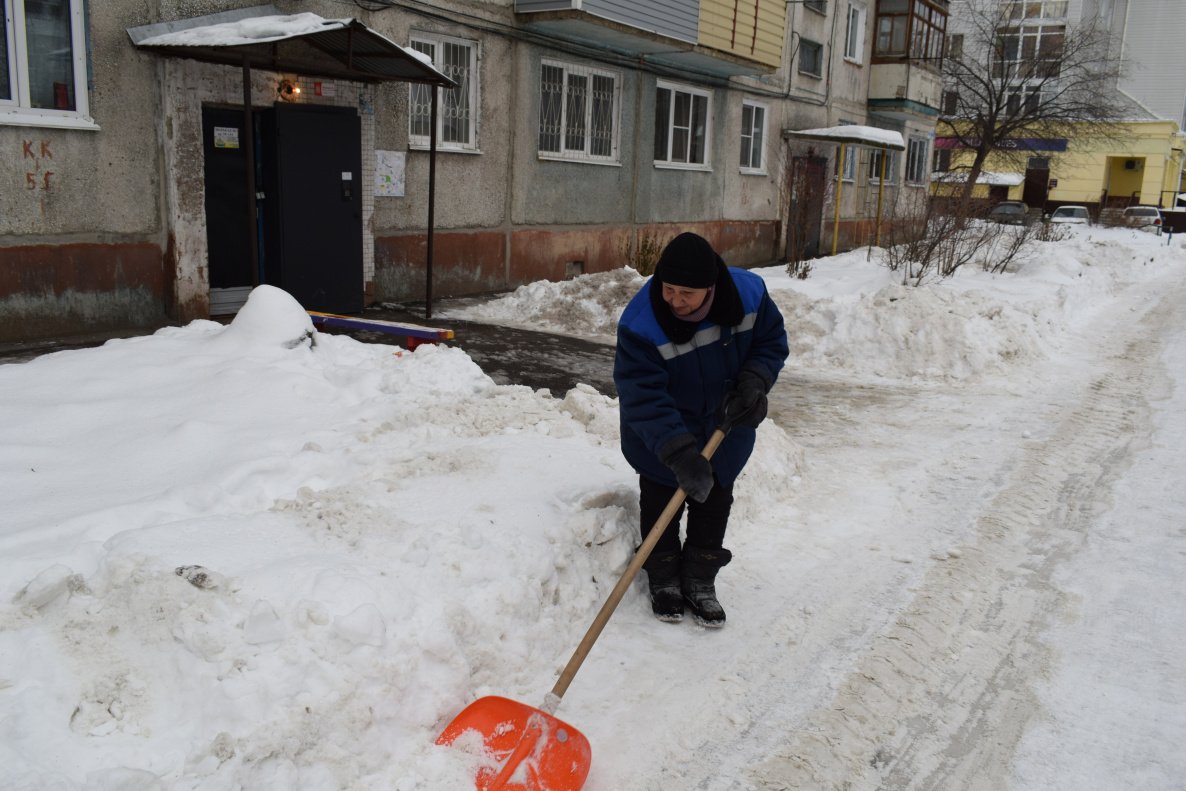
{"left": 1048, "top": 205, "right": 1091, "bottom": 224}
{"left": 1122, "top": 206, "right": 1163, "bottom": 232}
{"left": 987, "top": 200, "right": 1030, "bottom": 225}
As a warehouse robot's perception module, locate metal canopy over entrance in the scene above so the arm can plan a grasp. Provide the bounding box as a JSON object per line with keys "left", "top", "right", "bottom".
{"left": 784, "top": 126, "right": 907, "bottom": 255}
{"left": 127, "top": 5, "right": 457, "bottom": 317}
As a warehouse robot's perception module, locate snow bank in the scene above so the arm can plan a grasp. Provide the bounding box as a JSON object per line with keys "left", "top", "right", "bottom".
{"left": 0, "top": 288, "right": 677, "bottom": 789}
{"left": 437, "top": 267, "right": 646, "bottom": 343}
{"left": 445, "top": 226, "right": 1184, "bottom": 384}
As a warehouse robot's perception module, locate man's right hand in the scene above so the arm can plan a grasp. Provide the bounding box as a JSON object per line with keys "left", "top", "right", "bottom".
{"left": 658, "top": 434, "right": 714, "bottom": 503}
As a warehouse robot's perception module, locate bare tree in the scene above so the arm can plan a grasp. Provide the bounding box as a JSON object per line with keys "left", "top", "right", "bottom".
{"left": 940, "top": 0, "right": 1127, "bottom": 203}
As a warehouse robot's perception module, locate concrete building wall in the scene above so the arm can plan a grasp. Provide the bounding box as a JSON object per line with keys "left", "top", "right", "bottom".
{"left": 0, "top": 0, "right": 166, "bottom": 340}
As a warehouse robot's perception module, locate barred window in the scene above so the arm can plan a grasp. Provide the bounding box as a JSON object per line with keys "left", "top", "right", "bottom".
{"left": 409, "top": 34, "right": 479, "bottom": 151}
{"left": 740, "top": 101, "right": 766, "bottom": 171}
{"left": 538, "top": 60, "right": 620, "bottom": 162}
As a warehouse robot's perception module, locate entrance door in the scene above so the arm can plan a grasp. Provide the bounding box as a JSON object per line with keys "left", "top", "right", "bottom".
{"left": 202, "top": 107, "right": 256, "bottom": 314}
{"left": 788, "top": 155, "right": 828, "bottom": 260}
{"left": 259, "top": 104, "right": 363, "bottom": 314}
{"left": 1023, "top": 156, "right": 1050, "bottom": 212}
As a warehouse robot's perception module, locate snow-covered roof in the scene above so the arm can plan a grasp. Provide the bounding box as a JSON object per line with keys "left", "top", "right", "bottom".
{"left": 127, "top": 5, "right": 452, "bottom": 86}
{"left": 933, "top": 171, "right": 1026, "bottom": 187}
{"left": 783, "top": 125, "right": 906, "bottom": 151}
{"left": 135, "top": 12, "right": 351, "bottom": 47}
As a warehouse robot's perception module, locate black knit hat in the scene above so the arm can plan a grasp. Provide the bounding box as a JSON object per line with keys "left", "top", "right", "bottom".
{"left": 654, "top": 232, "right": 719, "bottom": 289}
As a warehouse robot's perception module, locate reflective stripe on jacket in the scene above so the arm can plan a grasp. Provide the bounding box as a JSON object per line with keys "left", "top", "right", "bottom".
{"left": 614, "top": 268, "right": 789, "bottom": 487}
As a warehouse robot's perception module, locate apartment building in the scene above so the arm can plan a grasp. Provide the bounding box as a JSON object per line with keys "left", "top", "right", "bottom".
{"left": 1, "top": 0, "right": 947, "bottom": 342}
{"left": 935, "top": 0, "right": 1186, "bottom": 213}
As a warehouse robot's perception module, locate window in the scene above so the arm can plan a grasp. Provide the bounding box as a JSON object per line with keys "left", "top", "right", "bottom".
{"left": 538, "top": 60, "right": 620, "bottom": 163}
{"left": 874, "top": 0, "right": 946, "bottom": 67}
{"left": 869, "top": 149, "right": 899, "bottom": 181}
{"left": 805, "top": 0, "right": 827, "bottom": 13}
{"left": 1006, "top": 86, "right": 1041, "bottom": 116}
{"left": 740, "top": 101, "right": 767, "bottom": 172}
{"left": 835, "top": 120, "right": 857, "bottom": 181}
{"left": 942, "top": 90, "right": 958, "bottom": 115}
{"left": 932, "top": 147, "right": 951, "bottom": 172}
{"left": 845, "top": 3, "right": 866, "bottom": 63}
{"left": 1002, "top": 1, "right": 1068, "bottom": 20}
{"left": 409, "top": 34, "right": 478, "bottom": 151}
{"left": 799, "top": 40, "right": 823, "bottom": 77}
{"left": 905, "top": 136, "right": 928, "bottom": 183}
{"left": 654, "top": 80, "right": 712, "bottom": 168}
{"left": 1, "top": 0, "right": 94, "bottom": 129}
{"left": 947, "top": 33, "right": 964, "bottom": 60}
{"left": 995, "top": 25, "right": 1065, "bottom": 81}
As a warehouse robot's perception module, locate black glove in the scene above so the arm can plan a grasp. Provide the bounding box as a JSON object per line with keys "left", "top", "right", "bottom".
{"left": 657, "top": 434, "right": 714, "bottom": 503}
{"left": 720, "top": 365, "right": 771, "bottom": 431}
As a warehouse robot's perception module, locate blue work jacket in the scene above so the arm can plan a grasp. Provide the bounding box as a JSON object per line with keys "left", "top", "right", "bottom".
{"left": 614, "top": 268, "right": 789, "bottom": 487}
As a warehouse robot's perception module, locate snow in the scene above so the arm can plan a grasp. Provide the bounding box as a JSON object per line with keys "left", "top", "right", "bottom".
{"left": 2, "top": 229, "right": 1185, "bottom": 790}
{"left": 136, "top": 14, "right": 353, "bottom": 47}
{"left": 784, "top": 125, "right": 906, "bottom": 150}
{"left": 133, "top": 12, "right": 444, "bottom": 82}
{"left": 933, "top": 170, "right": 1027, "bottom": 186}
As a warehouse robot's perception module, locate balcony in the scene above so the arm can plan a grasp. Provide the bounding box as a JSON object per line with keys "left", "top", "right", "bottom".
{"left": 514, "top": 0, "right": 784, "bottom": 78}
{"left": 867, "top": 61, "right": 943, "bottom": 120}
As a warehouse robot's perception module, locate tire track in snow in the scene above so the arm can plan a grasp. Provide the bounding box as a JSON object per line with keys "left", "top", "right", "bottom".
{"left": 749, "top": 280, "right": 1184, "bottom": 791}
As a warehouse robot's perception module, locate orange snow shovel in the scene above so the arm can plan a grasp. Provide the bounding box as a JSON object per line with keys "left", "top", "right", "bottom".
{"left": 437, "top": 428, "right": 730, "bottom": 790}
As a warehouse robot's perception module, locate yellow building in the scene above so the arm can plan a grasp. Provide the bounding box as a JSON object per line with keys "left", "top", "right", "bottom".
{"left": 933, "top": 120, "right": 1186, "bottom": 213}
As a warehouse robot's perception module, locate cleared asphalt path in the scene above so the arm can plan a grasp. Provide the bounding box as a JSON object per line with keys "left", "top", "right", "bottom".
{"left": 0, "top": 301, "right": 620, "bottom": 398}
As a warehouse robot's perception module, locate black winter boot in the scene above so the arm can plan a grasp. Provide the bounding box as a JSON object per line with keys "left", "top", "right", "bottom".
{"left": 681, "top": 545, "right": 732, "bottom": 628}
{"left": 642, "top": 548, "right": 684, "bottom": 623}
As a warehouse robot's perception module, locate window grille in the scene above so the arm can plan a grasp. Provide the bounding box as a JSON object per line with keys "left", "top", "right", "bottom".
{"left": 538, "top": 60, "right": 619, "bottom": 162}
{"left": 409, "top": 35, "right": 478, "bottom": 150}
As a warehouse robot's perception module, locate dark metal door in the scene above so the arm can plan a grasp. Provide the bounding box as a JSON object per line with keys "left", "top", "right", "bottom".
{"left": 260, "top": 104, "right": 363, "bottom": 314}
{"left": 787, "top": 155, "right": 828, "bottom": 260}
{"left": 1023, "top": 157, "right": 1050, "bottom": 212}
{"left": 202, "top": 107, "right": 254, "bottom": 289}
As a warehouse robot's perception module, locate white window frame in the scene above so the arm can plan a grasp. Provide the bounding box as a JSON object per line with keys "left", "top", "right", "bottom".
{"left": 905, "top": 136, "right": 929, "bottom": 184}
{"left": 408, "top": 32, "right": 480, "bottom": 153}
{"left": 537, "top": 59, "right": 621, "bottom": 165}
{"left": 869, "top": 148, "right": 898, "bottom": 183}
{"left": 654, "top": 79, "right": 713, "bottom": 171}
{"left": 0, "top": 0, "right": 97, "bottom": 130}
{"left": 739, "top": 99, "right": 767, "bottom": 175}
{"left": 845, "top": 3, "right": 866, "bottom": 64}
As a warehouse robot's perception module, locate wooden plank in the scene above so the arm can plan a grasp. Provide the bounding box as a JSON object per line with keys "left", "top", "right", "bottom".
{"left": 307, "top": 311, "right": 454, "bottom": 340}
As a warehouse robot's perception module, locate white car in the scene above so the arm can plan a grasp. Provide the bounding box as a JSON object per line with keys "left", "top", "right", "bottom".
{"left": 1048, "top": 205, "right": 1090, "bottom": 224}
{"left": 1122, "top": 206, "right": 1163, "bottom": 233}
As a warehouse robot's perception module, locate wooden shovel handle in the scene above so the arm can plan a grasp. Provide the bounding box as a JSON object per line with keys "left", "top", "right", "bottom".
{"left": 548, "top": 429, "right": 727, "bottom": 704}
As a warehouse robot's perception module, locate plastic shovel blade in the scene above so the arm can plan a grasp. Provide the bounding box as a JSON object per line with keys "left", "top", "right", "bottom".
{"left": 436, "top": 696, "right": 591, "bottom": 791}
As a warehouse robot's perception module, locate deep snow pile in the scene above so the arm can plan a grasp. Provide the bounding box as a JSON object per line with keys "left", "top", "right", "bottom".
{"left": 445, "top": 227, "right": 1183, "bottom": 383}
{"left": 0, "top": 286, "right": 802, "bottom": 790}
{"left": 437, "top": 267, "right": 646, "bottom": 343}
